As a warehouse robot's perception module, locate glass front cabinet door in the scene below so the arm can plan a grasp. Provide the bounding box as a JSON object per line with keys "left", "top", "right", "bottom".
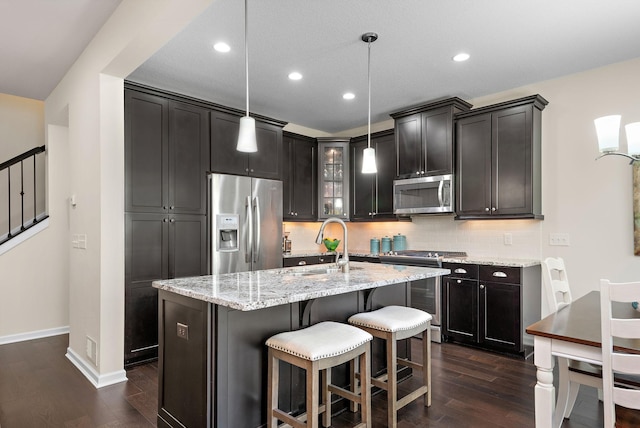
{"left": 317, "top": 138, "right": 350, "bottom": 220}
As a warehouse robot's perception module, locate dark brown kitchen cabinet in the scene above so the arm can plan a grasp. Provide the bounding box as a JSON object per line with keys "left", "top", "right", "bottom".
{"left": 125, "top": 90, "right": 209, "bottom": 215}
{"left": 442, "top": 262, "right": 541, "bottom": 357}
{"left": 391, "top": 98, "right": 472, "bottom": 179}
{"left": 282, "top": 132, "right": 317, "bottom": 221}
{"left": 210, "top": 110, "right": 285, "bottom": 180}
{"left": 350, "top": 129, "right": 396, "bottom": 221}
{"left": 124, "top": 213, "right": 207, "bottom": 366}
{"left": 317, "top": 138, "right": 350, "bottom": 220}
{"left": 455, "top": 94, "right": 547, "bottom": 220}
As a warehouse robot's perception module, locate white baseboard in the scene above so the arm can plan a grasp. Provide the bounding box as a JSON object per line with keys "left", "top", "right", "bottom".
{"left": 0, "top": 325, "right": 69, "bottom": 345}
{"left": 66, "top": 346, "right": 128, "bottom": 389}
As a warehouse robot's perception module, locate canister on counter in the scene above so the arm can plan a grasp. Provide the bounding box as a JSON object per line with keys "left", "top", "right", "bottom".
{"left": 370, "top": 238, "right": 380, "bottom": 255}
{"left": 392, "top": 233, "right": 406, "bottom": 251}
{"left": 381, "top": 236, "right": 392, "bottom": 253}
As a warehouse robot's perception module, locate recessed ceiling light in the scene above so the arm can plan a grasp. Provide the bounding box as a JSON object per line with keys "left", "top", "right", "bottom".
{"left": 288, "top": 72, "right": 303, "bottom": 81}
{"left": 343, "top": 93, "right": 355, "bottom": 100}
{"left": 214, "top": 42, "right": 231, "bottom": 53}
{"left": 453, "top": 53, "right": 470, "bottom": 62}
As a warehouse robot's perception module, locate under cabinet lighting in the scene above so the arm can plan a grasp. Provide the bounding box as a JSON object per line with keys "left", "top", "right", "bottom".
{"left": 288, "top": 72, "right": 302, "bottom": 80}
{"left": 343, "top": 92, "right": 355, "bottom": 100}
{"left": 453, "top": 53, "right": 470, "bottom": 62}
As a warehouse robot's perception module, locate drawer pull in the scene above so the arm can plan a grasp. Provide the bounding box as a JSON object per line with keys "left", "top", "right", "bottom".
{"left": 492, "top": 271, "right": 507, "bottom": 278}
{"left": 298, "top": 261, "right": 307, "bottom": 266}
{"left": 454, "top": 268, "right": 467, "bottom": 274}
{"left": 457, "top": 279, "right": 462, "bottom": 284}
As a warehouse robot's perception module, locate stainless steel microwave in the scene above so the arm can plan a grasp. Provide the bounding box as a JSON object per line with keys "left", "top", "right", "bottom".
{"left": 393, "top": 174, "right": 453, "bottom": 214}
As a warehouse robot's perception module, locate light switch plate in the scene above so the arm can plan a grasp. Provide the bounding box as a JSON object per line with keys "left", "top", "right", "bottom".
{"left": 549, "top": 233, "right": 570, "bottom": 246}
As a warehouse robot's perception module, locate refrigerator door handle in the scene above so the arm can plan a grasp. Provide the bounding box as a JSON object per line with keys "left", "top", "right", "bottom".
{"left": 253, "top": 196, "right": 261, "bottom": 263}
{"left": 245, "top": 195, "right": 252, "bottom": 263}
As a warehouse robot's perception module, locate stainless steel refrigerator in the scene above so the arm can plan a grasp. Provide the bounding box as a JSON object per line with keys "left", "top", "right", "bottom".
{"left": 209, "top": 173, "right": 283, "bottom": 274}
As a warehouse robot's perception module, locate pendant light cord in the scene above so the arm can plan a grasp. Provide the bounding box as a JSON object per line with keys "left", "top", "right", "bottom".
{"left": 367, "top": 39, "right": 371, "bottom": 149}
{"left": 244, "top": 0, "right": 249, "bottom": 117}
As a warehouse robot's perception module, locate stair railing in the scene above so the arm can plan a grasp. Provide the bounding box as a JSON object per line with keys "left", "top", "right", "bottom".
{"left": 0, "top": 145, "right": 47, "bottom": 245}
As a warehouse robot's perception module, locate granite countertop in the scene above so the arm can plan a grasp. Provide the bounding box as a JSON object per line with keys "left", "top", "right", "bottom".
{"left": 283, "top": 251, "right": 539, "bottom": 268}
{"left": 152, "top": 262, "right": 449, "bottom": 312}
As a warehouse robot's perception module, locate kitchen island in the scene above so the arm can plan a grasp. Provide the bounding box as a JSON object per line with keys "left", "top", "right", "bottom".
{"left": 152, "top": 261, "right": 449, "bottom": 428}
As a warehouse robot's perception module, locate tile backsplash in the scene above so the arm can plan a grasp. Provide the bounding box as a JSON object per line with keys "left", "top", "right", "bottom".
{"left": 284, "top": 215, "right": 542, "bottom": 259}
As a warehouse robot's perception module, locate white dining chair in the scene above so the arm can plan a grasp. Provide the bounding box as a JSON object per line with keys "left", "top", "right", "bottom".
{"left": 599, "top": 279, "right": 640, "bottom": 428}
{"left": 541, "top": 257, "right": 602, "bottom": 428}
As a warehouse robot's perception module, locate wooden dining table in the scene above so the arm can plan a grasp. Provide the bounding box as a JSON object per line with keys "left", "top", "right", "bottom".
{"left": 526, "top": 290, "right": 640, "bottom": 427}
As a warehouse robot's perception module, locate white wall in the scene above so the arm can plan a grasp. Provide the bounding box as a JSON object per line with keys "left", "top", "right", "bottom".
{"left": 285, "top": 57, "right": 640, "bottom": 299}
{"left": 0, "top": 94, "right": 46, "bottom": 237}
{"left": 0, "top": 122, "right": 69, "bottom": 340}
{"left": 0, "top": 0, "right": 214, "bottom": 386}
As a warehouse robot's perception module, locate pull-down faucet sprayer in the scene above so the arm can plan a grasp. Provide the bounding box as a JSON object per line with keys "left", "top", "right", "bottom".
{"left": 315, "top": 217, "right": 349, "bottom": 273}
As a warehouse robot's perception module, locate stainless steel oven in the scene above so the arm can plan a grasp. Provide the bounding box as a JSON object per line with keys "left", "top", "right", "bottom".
{"left": 379, "top": 250, "right": 467, "bottom": 343}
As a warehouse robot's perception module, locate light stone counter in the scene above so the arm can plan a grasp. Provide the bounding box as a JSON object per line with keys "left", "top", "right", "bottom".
{"left": 283, "top": 251, "right": 539, "bottom": 268}
{"left": 153, "top": 261, "right": 449, "bottom": 311}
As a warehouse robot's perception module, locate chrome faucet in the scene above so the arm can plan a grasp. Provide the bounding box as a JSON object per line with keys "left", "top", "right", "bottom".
{"left": 315, "top": 217, "right": 349, "bottom": 273}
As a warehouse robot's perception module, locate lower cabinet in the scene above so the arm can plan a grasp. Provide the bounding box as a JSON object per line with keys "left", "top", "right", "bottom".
{"left": 157, "top": 282, "right": 412, "bottom": 427}
{"left": 442, "top": 262, "right": 540, "bottom": 356}
{"left": 125, "top": 213, "right": 207, "bottom": 366}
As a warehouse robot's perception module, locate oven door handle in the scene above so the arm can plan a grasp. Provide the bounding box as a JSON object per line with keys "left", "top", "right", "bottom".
{"left": 437, "top": 180, "right": 444, "bottom": 207}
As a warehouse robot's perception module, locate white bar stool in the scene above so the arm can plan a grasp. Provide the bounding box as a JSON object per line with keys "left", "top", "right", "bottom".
{"left": 348, "top": 305, "right": 432, "bottom": 428}
{"left": 266, "top": 321, "right": 373, "bottom": 428}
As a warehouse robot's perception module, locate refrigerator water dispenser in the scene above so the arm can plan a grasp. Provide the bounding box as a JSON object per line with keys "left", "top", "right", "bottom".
{"left": 216, "top": 214, "right": 239, "bottom": 251}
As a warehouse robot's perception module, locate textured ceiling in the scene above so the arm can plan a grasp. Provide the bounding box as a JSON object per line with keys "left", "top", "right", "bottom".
{"left": 0, "top": 0, "right": 121, "bottom": 101}
{"left": 3, "top": 0, "right": 640, "bottom": 134}
{"left": 127, "top": 0, "right": 640, "bottom": 133}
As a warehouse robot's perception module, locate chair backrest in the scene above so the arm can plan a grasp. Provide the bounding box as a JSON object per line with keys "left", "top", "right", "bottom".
{"left": 541, "top": 257, "right": 573, "bottom": 314}
{"left": 599, "top": 279, "right": 640, "bottom": 428}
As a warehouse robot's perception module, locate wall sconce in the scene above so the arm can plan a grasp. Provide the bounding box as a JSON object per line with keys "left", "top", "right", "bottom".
{"left": 594, "top": 115, "right": 640, "bottom": 164}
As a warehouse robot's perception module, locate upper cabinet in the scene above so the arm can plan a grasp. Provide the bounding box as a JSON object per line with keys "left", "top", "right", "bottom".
{"left": 283, "top": 132, "right": 317, "bottom": 221}
{"left": 455, "top": 95, "right": 548, "bottom": 220}
{"left": 210, "top": 110, "right": 286, "bottom": 180}
{"left": 350, "top": 130, "right": 396, "bottom": 221}
{"left": 125, "top": 89, "right": 209, "bottom": 215}
{"left": 391, "top": 98, "right": 472, "bottom": 179}
{"left": 317, "top": 138, "right": 350, "bottom": 220}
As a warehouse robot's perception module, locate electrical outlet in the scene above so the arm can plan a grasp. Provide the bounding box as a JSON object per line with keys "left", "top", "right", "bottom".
{"left": 549, "top": 233, "right": 570, "bottom": 246}
{"left": 177, "top": 322, "right": 189, "bottom": 340}
{"left": 503, "top": 233, "right": 513, "bottom": 245}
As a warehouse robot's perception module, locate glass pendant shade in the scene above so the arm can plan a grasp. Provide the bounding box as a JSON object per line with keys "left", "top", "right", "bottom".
{"left": 625, "top": 122, "right": 640, "bottom": 156}
{"left": 362, "top": 146, "right": 377, "bottom": 173}
{"left": 594, "top": 115, "right": 621, "bottom": 153}
{"left": 237, "top": 116, "right": 257, "bottom": 152}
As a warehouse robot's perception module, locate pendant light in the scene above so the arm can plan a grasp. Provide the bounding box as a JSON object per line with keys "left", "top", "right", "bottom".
{"left": 361, "top": 32, "right": 378, "bottom": 174}
{"left": 236, "top": 0, "right": 257, "bottom": 153}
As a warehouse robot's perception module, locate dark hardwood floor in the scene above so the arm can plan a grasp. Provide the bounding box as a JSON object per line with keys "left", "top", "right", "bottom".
{"left": 0, "top": 334, "right": 636, "bottom": 427}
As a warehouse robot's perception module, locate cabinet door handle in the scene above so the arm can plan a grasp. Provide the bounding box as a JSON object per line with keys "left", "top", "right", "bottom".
{"left": 169, "top": 218, "right": 175, "bottom": 223}
{"left": 480, "top": 284, "right": 485, "bottom": 289}
{"left": 169, "top": 205, "right": 175, "bottom": 210}
{"left": 163, "top": 218, "right": 168, "bottom": 223}
{"left": 492, "top": 271, "right": 507, "bottom": 278}
{"left": 485, "top": 207, "right": 490, "bottom": 212}
{"left": 298, "top": 260, "right": 307, "bottom": 266}
{"left": 491, "top": 207, "right": 496, "bottom": 212}
{"left": 454, "top": 268, "right": 467, "bottom": 274}
{"left": 457, "top": 279, "right": 462, "bottom": 284}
